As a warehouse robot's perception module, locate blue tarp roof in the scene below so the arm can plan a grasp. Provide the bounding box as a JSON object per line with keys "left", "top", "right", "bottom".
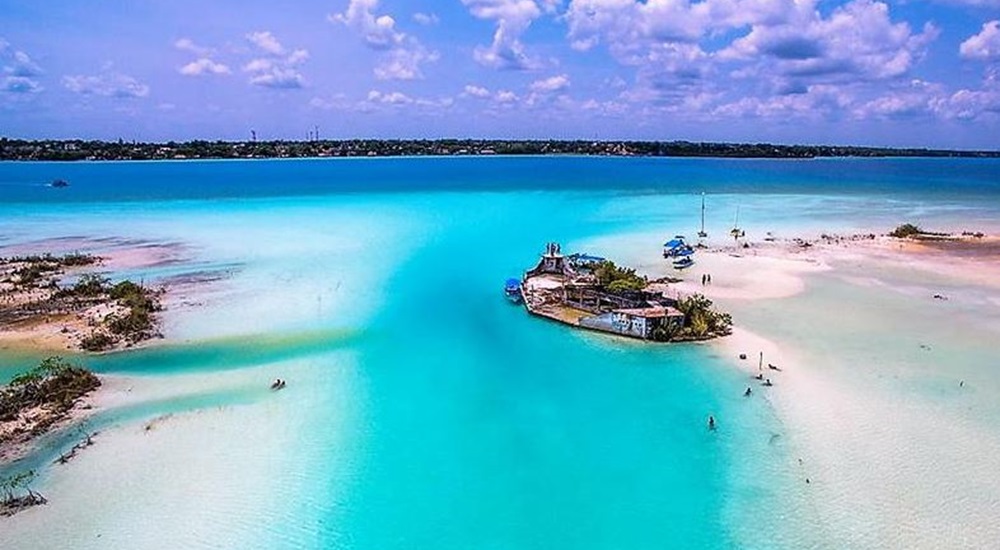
{"left": 573, "top": 253, "right": 606, "bottom": 262}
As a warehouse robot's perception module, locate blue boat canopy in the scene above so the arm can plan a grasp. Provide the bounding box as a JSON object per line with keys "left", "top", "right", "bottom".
{"left": 663, "top": 238, "right": 685, "bottom": 249}
{"left": 572, "top": 253, "right": 606, "bottom": 263}
{"left": 505, "top": 278, "right": 521, "bottom": 290}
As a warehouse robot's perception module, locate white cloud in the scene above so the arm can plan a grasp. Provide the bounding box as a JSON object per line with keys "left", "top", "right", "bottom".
{"left": 374, "top": 44, "right": 439, "bottom": 80}
{"left": 2, "top": 76, "right": 42, "bottom": 93}
{"left": 243, "top": 58, "right": 273, "bottom": 73}
{"left": 175, "top": 37, "right": 229, "bottom": 78}
{"left": 566, "top": 0, "right": 712, "bottom": 57}
{"left": 711, "top": 84, "right": 852, "bottom": 120}
{"left": 530, "top": 74, "right": 571, "bottom": 92}
{"left": 330, "top": 0, "right": 404, "bottom": 49}
{"left": 287, "top": 49, "right": 310, "bottom": 64}
{"left": 942, "top": 87, "right": 1000, "bottom": 120}
{"left": 174, "top": 37, "right": 213, "bottom": 56}
{"left": 363, "top": 90, "right": 454, "bottom": 110}
{"left": 249, "top": 68, "right": 304, "bottom": 89}
{"left": 852, "top": 79, "right": 944, "bottom": 120}
{"left": 565, "top": 0, "right": 939, "bottom": 117}
{"left": 413, "top": 12, "right": 439, "bottom": 25}
{"left": 464, "top": 84, "right": 491, "bottom": 97}
{"left": 242, "top": 32, "right": 308, "bottom": 89}
{"left": 368, "top": 89, "right": 412, "bottom": 104}
{"left": 462, "top": 0, "right": 550, "bottom": 70}
{"left": 179, "top": 58, "right": 231, "bottom": 76}
{"left": 960, "top": 21, "right": 1000, "bottom": 61}
{"left": 495, "top": 89, "right": 519, "bottom": 103}
{"left": 332, "top": 0, "right": 438, "bottom": 80}
{"left": 5, "top": 50, "right": 43, "bottom": 78}
{"left": 63, "top": 72, "right": 150, "bottom": 98}
{"left": 720, "top": 1, "right": 939, "bottom": 83}
{"left": 1, "top": 40, "right": 43, "bottom": 93}
{"left": 246, "top": 30, "right": 286, "bottom": 55}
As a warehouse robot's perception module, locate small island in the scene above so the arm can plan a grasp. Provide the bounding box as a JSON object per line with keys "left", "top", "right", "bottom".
{"left": 0, "top": 253, "right": 163, "bottom": 352}
{"left": 518, "top": 243, "right": 731, "bottom": 342}
{"left": 0, "top": 356, "right": 101, "bottom": 463}
{"left": 1, "top": 357, "right": 101, "bottom": 515}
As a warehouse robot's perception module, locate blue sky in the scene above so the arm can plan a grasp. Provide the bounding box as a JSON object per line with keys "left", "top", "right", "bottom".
{"left": 1, "top": 0, "right": 999, "bottom": 148}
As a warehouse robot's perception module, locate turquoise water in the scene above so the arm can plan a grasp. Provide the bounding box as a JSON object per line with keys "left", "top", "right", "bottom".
{"left": 2, "top": 157, "right": 999, "bottom": 549}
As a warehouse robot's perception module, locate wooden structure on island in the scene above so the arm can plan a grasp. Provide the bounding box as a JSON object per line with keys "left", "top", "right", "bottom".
{"left": 521, "top": 243, "right": 685, "bottom": 341}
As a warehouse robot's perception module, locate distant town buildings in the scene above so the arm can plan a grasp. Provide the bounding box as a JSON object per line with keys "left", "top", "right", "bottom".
{"left": 1, "top": 138, "right": 996, "bottom": 162}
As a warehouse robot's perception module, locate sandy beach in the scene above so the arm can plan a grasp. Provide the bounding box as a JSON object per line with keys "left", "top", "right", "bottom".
{"left": 673, "top": 233, "right": 1000, "bottom": 547}
{"left": 0, "top": 237, "right": 210, "bottom": 354}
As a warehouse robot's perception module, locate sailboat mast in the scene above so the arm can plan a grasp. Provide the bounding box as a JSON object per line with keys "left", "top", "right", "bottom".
{"left": 700, "top": 192, "right": 705, "bottom": 234}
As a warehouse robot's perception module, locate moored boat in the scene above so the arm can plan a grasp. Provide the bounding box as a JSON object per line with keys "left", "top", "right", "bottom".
{"left": 672, "top": 257, "right": 695, "bottom": 269}
{"left": 663, "top": 237, "right": 695, "bottom": 258}
{"left": 504, "top": 278, "right": 523, "bottom": 304}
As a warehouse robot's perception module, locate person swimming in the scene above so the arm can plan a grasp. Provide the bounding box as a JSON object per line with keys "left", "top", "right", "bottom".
{"left": 763, "top": 378, "right": 774, "bottom": 387}
{"left": 744, "top": 387, "right": 752, "bottom": 397}
{"left": 708, "top": 415, "right": 716, "bottom": 430}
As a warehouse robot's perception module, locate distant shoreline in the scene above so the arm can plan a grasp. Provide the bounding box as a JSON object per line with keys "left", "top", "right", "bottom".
{"left": 2, "top": 138, "right": 999, "bottom": 162}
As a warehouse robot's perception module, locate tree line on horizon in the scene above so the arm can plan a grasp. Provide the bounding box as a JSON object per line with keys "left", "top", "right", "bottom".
{"left": 1, "top": 137, "right": 998, "bottom": 161}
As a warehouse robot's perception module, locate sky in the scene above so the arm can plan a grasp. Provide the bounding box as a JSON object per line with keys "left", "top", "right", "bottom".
{"left": 1, "top": 0, "right": 999, "bottom": 148}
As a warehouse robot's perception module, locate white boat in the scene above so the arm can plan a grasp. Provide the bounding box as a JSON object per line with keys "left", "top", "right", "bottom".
{"left": 672, "top": 256, "right": 694, "bottom": 269}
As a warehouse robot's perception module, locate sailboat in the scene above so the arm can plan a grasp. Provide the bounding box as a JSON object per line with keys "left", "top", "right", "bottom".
{"left": 697, "top": 192, "right": 708, "bottom": 238}
{"left": 730, "top": 205, "right": 744, "bottom": 240}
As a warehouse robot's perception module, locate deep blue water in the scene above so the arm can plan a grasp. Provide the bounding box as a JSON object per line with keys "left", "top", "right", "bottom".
{"left": 1, "top": 156, "right": 999, "bottom": 203}
{"left": 2, "top": 156, "right": 999, "bottom": 549}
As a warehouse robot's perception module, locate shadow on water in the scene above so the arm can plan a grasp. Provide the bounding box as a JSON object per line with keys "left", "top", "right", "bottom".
{"left": 0, "top": 329, "right": 341, "bottom": 479}
{"left": 1, "top": 385, "right": 267, "bottom": 479}
{"left": 86, "top": 327, "right": 362, "bottom": 375}
{"left": 312, "top": 231, "right": 748, "bottom": 549}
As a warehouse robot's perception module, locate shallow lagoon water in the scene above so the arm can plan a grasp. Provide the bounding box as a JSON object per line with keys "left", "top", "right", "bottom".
{"left": 2, "top": 157, "right": 1000, "bottom": 549}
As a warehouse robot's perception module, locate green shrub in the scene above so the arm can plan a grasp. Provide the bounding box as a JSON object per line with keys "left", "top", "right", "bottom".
{"left": 593, "top": 260, "right": 647, "bottom": 292}
{"left": 889, "top": 223, "right": 923, "bottom": 238}
{"left": 673, "top": 293, "right": 732, "bottom": 340}
{"left": 80, "top": 331, "right": 116, "bottom": 352}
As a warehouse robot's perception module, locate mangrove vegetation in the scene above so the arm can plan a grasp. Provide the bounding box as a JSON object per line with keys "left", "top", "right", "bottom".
{"left": 0, "top": 357, "right": 101, "bottom": 465}
{"left": 1, "top": 253, "right": 164, "bottom": 352}
{"left": 0, "top": 470, "right": 45, "bottom": 517}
